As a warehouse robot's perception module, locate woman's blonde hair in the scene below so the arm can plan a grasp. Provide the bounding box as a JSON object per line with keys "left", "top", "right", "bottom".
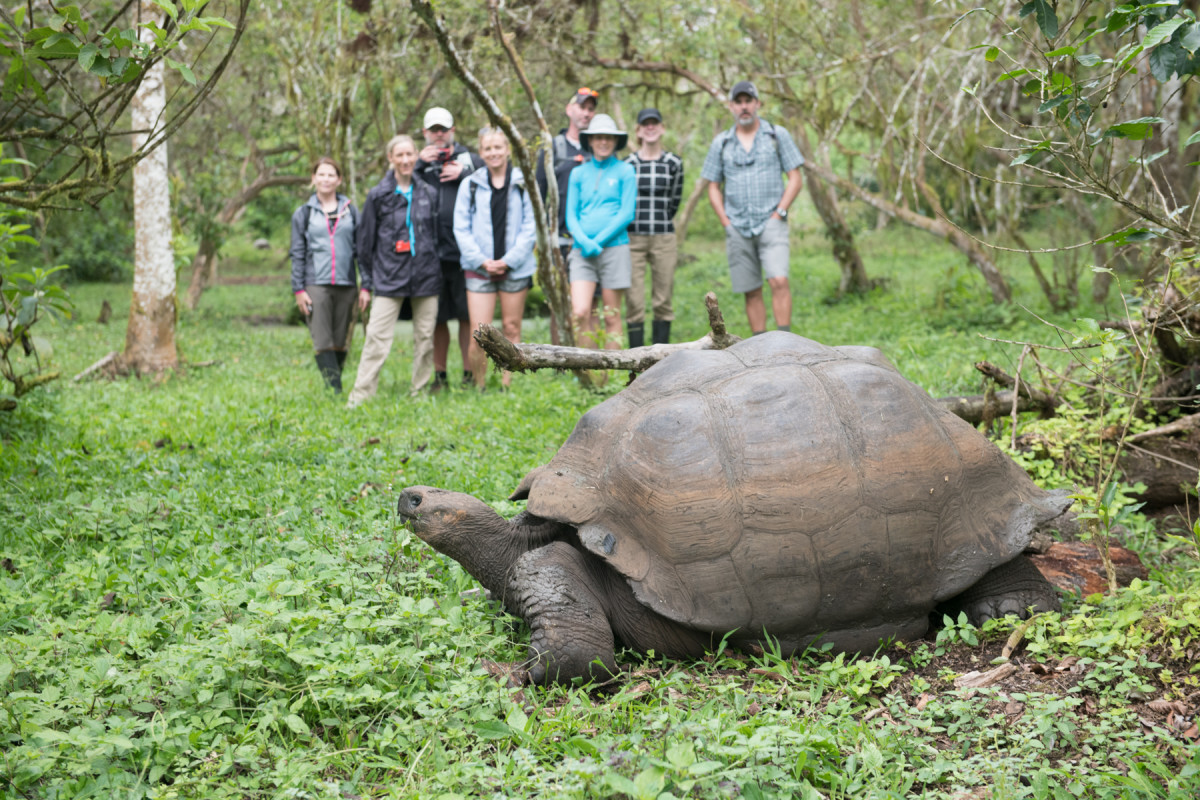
{"left": 385, "top": 134, "right": 415, "bottom": 157}
{"left": 478, "top": 127, "right": 508, "bottom": 147}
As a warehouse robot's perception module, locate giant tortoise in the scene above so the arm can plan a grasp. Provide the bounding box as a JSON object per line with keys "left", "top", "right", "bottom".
{"left": 398, "top": 333, "right": 1071, "bottom": 684}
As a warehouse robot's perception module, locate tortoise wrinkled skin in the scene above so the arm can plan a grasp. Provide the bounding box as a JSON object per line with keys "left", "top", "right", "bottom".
{"left": 400, "top": 333, "right": 1070, "bottom": 684}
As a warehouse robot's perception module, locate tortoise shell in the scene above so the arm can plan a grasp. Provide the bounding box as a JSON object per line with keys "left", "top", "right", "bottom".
{"left": 513, "top": 333, "right": 1069, "bottom": 640}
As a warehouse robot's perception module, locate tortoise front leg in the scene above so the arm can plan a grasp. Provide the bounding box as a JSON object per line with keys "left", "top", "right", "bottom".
{"left": 507, "top": 542, "right": 618, "bottom": 684}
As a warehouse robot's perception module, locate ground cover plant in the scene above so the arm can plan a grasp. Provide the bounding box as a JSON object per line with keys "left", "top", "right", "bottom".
{"left": 2, "top": 221, "right": 1199, "bottom": 799}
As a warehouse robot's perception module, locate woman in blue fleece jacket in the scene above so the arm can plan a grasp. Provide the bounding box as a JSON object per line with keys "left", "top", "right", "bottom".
{"left": 565, "top": 114, "right": 637, "bottom": 350}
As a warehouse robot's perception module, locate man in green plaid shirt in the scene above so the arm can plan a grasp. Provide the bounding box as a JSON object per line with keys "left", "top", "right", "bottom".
{"left": 702, "top": 80, "right": 804, "bottom": 335}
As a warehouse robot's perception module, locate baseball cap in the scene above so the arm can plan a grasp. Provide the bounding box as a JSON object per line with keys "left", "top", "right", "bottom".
{"left": 569, "top": 87, "right": 600, "bottom": 106}
{"left": 423, "top": 107, "right": 454, "bottom": 129}
{"left": 636, "top": 107, "right": 663, "bottom": 125}
{"left": 729, "top": 80, "right": 759, "bottom": 101}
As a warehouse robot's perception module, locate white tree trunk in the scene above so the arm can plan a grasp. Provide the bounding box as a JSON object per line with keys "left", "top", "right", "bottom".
{"left": 124, "top": 1, "right": 177, "bottom": 373}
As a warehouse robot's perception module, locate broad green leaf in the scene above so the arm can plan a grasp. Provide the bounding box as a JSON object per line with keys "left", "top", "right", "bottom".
{"left": 997, "top": 68, "right": 1029, "bottom": 81}
{"left": 1144, "top": 17, "right": 1187, "bottom": 49}
{"left": 1103, "top": 116, "right": 1164, "bottom": 140}
{"left": 1075, "top": 53, "right": 1102, "bottom": 66}
{"left": 1184, "top": 130, "right": 1200, "bottom": 147}
{"left": 1181, "top": 23, "right": 1200, "bottom": 54}
{"left": 1148, "top": 41, "right": 1187, "bottom": 80}
{"left": 1021, "top": 0, "right": 1059, "bottom": 39}
{"left": 473, "top": 720, "right": 514, "bottom": 740}
{"left": 1038, "top": 96, "right": 1069, "bottom": 112}
{"left": 283, "top": 714, "right": 310, "bottom": 735}
{"left": 1097, "top": 228, "right": 1158, "bottom": 245}
{"left": 1045, "top": 46, "right": 1077, "bottom": 58}
{"left": 153, "top": 0, "right": 180, "bottom": 21}
{"left": 985, "top": 46, "right": 999, "bottom": 62}
{"left": 77, "top": 43, "right": 99, "bottom": 72}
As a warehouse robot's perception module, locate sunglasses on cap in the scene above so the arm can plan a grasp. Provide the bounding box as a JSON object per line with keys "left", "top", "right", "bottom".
{"left": 576, "top": 87, "right": 599, "bottom": 98}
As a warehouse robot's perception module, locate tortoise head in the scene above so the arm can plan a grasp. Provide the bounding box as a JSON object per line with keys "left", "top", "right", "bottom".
{"left": 397, "top": 486, "right": 502, "bottom": 546}
{"left": 397, "top": 485, "right": 517, "bottom": 596}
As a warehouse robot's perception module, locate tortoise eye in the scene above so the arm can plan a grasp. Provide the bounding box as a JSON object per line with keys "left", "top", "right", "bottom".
{"left": 411, "top": 495, "right": 422, "bottom": 507}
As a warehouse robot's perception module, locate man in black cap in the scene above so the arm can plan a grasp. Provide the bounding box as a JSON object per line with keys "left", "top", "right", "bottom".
{"left": 701, "top": 80, "right": 805, "bottom": 335}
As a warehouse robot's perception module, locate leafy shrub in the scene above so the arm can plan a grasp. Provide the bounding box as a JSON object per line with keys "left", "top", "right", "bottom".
{"left": 39, "top": 193, "right": 133, "bottom": 283}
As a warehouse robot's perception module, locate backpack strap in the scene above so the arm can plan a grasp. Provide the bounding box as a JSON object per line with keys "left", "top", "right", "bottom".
{"left": 721, "top": 121, "right": 781, "bottom": 162}
{"left": 553, "top": 133, "right": 569, "bottom": 167}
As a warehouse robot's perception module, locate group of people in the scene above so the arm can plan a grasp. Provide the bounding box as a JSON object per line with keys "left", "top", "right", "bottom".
{"left": 288, "top": 80, "right": 803, "bottom": 403}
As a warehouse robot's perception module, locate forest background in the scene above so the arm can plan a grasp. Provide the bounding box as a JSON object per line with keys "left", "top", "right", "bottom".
{"left": 2, "top": 0, "right": 1200, "bottom": 797}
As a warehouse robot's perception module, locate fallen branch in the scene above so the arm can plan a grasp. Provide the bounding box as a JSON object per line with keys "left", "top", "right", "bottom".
{"left": 974, "top": 360, "right": 1059, "bottom": 412}
{"left": 1126, "top": 411, "right": 1200, "bottom": 443}
{"left": 953, "top": 662, "right": 1018, "bottom": 689}
{"left": 73, "top": 351, "right": 119, "bottom": 382}
{"left": 475, "top": 292, "right": 741, "bottom": 373}
{"left": 936, "top": 390, "right": 1040, "bottom": 424}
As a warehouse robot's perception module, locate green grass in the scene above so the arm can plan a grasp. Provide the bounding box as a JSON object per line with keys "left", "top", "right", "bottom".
{"left": 2, "top": 223, "right": 1198, "bottom": 798}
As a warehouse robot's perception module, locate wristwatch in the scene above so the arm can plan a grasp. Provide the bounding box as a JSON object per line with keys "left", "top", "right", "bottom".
{"left": 776, "top": 206, "right": 788, "bottom": 219}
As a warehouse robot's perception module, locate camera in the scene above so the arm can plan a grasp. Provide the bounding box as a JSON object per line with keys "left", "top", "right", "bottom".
{"left": 394, "top": 239, "right": 411, "bottom": 254}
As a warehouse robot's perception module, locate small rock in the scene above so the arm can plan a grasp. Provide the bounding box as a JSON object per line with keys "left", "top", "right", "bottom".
{"left": 253, "top": 238, "right": 271, "bottom": 250}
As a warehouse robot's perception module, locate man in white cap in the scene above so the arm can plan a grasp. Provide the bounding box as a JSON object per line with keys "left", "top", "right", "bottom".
{"left": 701, "top": 80, "right": 804, "bottom": 335}
{"left": 415, "top": 107, "right": 484, "bottom": 390}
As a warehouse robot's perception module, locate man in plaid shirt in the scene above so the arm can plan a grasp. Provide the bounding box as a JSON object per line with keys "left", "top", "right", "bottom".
{"left": 701, "top": 80, "right": 804, "bottom": 334}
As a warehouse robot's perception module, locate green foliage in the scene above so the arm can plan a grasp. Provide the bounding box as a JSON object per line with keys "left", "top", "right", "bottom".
{"left": 33, "top": 192, "right": 134, "bottom": 283}
{"left": 1, "top": 1, "right": 231, "bottom": 96}
{"left": 1, "top": 156, "right": 74, "bottom": 408}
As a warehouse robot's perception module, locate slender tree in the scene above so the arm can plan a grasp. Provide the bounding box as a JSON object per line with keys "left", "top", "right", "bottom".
{"left": 124, "top": 1, "right": 177, "bottom": 374}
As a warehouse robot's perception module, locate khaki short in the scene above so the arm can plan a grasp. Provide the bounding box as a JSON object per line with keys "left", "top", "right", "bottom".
{"left": 568, "top": 243, "right": 632, "bottom": 290}
{"left": 726, "top": 217, "right": 790, "bottom": 293}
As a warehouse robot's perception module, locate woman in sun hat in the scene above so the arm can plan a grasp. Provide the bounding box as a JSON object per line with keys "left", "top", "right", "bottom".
{"left": 564, "top": 113, "right": 637, "bottom": 350}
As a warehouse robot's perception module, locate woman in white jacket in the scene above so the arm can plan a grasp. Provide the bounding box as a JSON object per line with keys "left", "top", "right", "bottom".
{"left": 453, "top": 128, "right": 536, "bottom": 389}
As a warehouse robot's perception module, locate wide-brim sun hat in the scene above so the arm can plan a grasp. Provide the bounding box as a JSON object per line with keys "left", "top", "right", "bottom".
{"left": 579, "top": 114, "right": 628, "bottom": 153}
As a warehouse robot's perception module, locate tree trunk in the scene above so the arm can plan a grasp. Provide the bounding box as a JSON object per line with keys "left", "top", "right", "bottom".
{"left": 184, "top": 172, "right": 309, "bottom": 310}
{"left": 782, "top": 114, "right": 871, "bottom": 296}
{"left": 803, "top": 160, "right": 1012, "bottom": 303}
{"left": 674, "top": 177, "right": 709, "bottom": 247}
{"left": 124, "top": 2, "right": 177, "bottom": 375}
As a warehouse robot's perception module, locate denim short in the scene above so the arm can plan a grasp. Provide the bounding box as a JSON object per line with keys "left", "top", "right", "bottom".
{"left": 465, "top": 274, "right": 533, "bottom": 294}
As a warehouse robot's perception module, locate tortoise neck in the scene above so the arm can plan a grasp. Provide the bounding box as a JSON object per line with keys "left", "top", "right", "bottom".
{"left": 439, "top": 509, "right": 572, "bottom": 601}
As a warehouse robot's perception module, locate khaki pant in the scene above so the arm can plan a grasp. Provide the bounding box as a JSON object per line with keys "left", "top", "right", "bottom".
{"left": 626, "top": 232, "right": 677, "bottom": 324}
{"left": 347, "top": 294, "right": 438, "bottom": 405}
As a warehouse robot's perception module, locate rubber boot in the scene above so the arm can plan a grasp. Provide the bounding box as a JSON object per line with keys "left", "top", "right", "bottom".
{"left": 651, "top": 320, "right": 671, "bottom": 345}
{"left": 627, "top": 322, "right": 645, "bottom": 349}
{"left": 432, "top": 371, "right": 449, "bottom": 392}
{"left": 315, "top": 351, "right": 342, "bottom": 393}
{"left": 462, "top": 370, "right": 474, "bottom": 387}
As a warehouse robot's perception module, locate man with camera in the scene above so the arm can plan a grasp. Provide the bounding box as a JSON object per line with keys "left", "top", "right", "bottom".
{"left": 415, "top": 107, "right": 485, "bottom": 390}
